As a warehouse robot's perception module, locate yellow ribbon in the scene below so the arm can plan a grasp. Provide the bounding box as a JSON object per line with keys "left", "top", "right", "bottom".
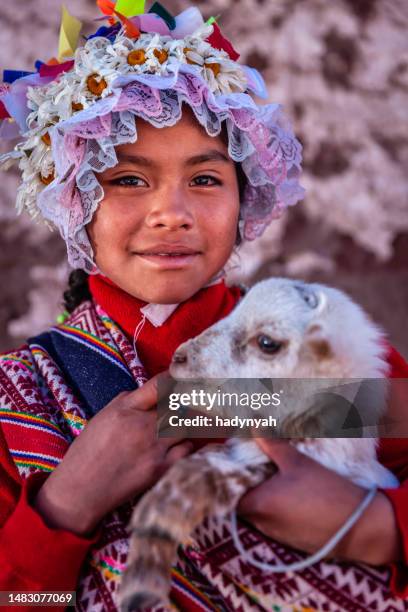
{"left": 115, "top": 0, "right": 145, "bottom": 18}
{"left": 58, "top": 5, "right": 82, "bottom": 61}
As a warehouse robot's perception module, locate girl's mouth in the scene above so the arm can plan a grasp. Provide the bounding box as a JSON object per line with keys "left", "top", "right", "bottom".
{"left": 133, "top": 250, "right": 202, "bottom": 269}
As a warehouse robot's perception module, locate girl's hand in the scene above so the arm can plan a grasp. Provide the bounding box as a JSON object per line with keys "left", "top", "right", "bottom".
{"left": 34, "top": 375, "right": 192, "bottom": 536}
{"left": 238, "top": 439, "right": 402, "bottom": 565}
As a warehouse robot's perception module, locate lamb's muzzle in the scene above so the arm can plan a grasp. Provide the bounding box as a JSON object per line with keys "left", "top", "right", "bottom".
{"left": 172, "top": 350, "right": 187, "bottom": 364}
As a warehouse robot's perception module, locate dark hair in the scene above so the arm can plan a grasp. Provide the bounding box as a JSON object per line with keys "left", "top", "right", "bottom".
{"left": 235, "top": 161, "right": 247, "bottom": 247}
{"left": 63, "top": 269, "right": 91, "bottom": 313}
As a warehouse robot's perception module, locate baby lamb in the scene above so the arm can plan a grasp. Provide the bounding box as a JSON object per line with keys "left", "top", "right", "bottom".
{"left": 119, "top": 277, "right": 399, "bottom": 611}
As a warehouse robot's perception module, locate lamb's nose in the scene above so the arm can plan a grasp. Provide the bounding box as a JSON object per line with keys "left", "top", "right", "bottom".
{"left": 172, "top": 350, "right": 187, "bottom": 364}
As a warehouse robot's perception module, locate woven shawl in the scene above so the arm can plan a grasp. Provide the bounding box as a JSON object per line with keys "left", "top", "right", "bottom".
{"left": 0, "top": 300, "right": 403, "bottom": 612}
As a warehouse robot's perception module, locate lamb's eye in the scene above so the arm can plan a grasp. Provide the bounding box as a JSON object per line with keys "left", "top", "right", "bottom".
{"left": 256, "top": 335, "right": 283, "bottom": 354}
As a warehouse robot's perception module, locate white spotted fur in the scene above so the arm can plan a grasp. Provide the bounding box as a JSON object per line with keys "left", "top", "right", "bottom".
{"left": 119, "top": 278, "right": 400, "bottom": 611}
{"left": 170, "top": 278, "right": 399, "bottom": 490}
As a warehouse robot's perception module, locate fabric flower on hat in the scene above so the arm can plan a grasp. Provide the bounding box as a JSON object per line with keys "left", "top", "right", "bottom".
{"left": 112, "top": 32, "right": 172, "bottom": 75}
{"left": 182, "top": 23, "right": 247, "bottom": 94}
{"left": 0, "top": 3, "right": 305, "bottom": 272}
{"left": 74, "top": 38, "right": 119, "bottom": 101}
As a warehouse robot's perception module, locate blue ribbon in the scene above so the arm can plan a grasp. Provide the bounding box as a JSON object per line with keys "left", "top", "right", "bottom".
{"left": 3, "top": 70, "right": 35, "bottom": 84}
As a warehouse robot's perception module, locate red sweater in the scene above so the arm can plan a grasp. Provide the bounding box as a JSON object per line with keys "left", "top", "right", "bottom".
{"left": 0, "top": 281, "right": 408, "bottom": 608}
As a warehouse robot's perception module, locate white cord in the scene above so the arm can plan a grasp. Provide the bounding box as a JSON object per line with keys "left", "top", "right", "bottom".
{"left": 132, "top": 314, "right": 146, "bottom": 356}
{"left": 230, "top": 486, "right": 377, "bottom": 573}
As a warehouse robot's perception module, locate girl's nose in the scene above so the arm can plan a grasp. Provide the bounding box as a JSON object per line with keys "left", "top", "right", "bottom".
{"left": 144, "top": 188, "right": 194, "bottom": 231}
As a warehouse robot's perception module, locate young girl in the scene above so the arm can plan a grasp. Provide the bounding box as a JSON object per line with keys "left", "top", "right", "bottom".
{"left": 0, "top": 3, "right": 407, "bottom": 610}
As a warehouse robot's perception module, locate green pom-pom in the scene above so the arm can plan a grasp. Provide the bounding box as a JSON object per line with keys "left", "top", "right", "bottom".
{"left": 206, "top": 15, "right": 220, "bottom": 25}
{"left": 56, "top": 310, "right": 69, "bottom": 324}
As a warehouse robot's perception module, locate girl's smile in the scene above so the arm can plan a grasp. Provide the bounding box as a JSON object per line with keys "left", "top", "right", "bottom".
{"left": 132, "top": 242, "right": 202, "bottom": 270}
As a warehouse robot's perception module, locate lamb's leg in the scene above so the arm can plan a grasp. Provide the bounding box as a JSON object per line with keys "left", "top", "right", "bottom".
{"left": 119, "top": 442, "right": 275, "bottom": 612}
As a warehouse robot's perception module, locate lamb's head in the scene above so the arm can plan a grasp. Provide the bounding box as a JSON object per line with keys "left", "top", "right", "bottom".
{"left": 170, "top": 278, "right": 389, "bottom": 380}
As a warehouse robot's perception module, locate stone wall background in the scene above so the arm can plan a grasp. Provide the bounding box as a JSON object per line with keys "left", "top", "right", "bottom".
{"left": 0, "top": 0, "right": 407, "bottom": 355}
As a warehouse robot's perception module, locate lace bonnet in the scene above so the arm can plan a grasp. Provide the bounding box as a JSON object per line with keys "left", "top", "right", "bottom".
{"left": 0, "top": 1, "right": 305, "bottom": 273}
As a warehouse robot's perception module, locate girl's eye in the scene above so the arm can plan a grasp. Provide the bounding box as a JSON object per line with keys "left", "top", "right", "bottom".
{"left": 191, "top": 175, "right": 220, "bottom": 187}
{"left": 112, "top": 176, "right": 148, "bottom": 187}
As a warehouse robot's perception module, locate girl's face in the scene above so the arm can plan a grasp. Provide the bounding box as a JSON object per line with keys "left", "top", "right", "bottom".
{"left": 87, "top": 110, "right": 240, "bottom": 304}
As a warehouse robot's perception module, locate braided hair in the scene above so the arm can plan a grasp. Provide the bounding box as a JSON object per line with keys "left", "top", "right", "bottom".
{"left": 63, "top": 269, "right": 91, "bottom": 313}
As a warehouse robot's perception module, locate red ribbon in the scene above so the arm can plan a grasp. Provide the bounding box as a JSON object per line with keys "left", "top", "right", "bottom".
{"left": 207, "top": 23, "right": 240, "bottom": 61}
{"left": 39, "top": 60, "right": 75, "bottom": 78}
{"left": 0, "top": 102, "right": 10, "bottom": 119}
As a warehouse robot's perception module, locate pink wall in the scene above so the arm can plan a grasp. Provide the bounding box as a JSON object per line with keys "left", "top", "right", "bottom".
{"left": 0, "top": 0, "right": 407, "bottom": 355}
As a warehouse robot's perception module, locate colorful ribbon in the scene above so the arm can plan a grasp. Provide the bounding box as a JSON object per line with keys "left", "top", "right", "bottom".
{"left": 115, "top": 0, "right": 145, "bottom": 17}
{"left": 58, "top": 5, "right": 82, "bottom": 61}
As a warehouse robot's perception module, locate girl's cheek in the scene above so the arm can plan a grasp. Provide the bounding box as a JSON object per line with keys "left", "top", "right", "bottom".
{"left": 104, "top": 195, "right": 144, "bottom": 219}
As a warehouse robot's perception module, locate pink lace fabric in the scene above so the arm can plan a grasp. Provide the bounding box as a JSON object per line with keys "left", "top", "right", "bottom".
{"left": 38, "top": 67, "right": 305, "bottom": 272}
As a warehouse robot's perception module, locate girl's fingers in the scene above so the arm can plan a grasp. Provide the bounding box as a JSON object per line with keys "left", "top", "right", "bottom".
{"left": 123, "top": 376, "right": 160, "bottom": 411}
{"left": 254, "top": 438, "right": 302, "bottom": 470}
{"left": 159, "top": 435, "right": 189, "bottom": 451}
{"left": 165, "top": 441, "right": 194, "bottom": 466}
{"left": 125, "top": 371, "right": 174, "bottom": 411}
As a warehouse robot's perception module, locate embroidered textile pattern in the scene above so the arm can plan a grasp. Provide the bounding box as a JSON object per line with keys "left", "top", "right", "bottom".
{"left": 0, "top": 299, "right": 402, "bottom": 612}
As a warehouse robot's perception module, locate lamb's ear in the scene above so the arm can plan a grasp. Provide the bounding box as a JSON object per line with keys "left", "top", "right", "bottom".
{"left": 305, "top": 323, "right": 333, "bottom": 360}
{"left": 315, "top": 290, "right": 327, "bottom": 315}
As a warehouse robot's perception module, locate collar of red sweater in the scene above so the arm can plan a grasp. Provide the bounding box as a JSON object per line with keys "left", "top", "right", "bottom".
{"left": 88, "top": 274, "right": 242, "bottom": 377}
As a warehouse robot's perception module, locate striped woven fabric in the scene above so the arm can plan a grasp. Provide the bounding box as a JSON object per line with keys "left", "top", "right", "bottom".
{"left": 0, "top": 301, "right": 225, "bottom": 611}
{"left": 0, "top": 299, "right": 405, "bottom": 612}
